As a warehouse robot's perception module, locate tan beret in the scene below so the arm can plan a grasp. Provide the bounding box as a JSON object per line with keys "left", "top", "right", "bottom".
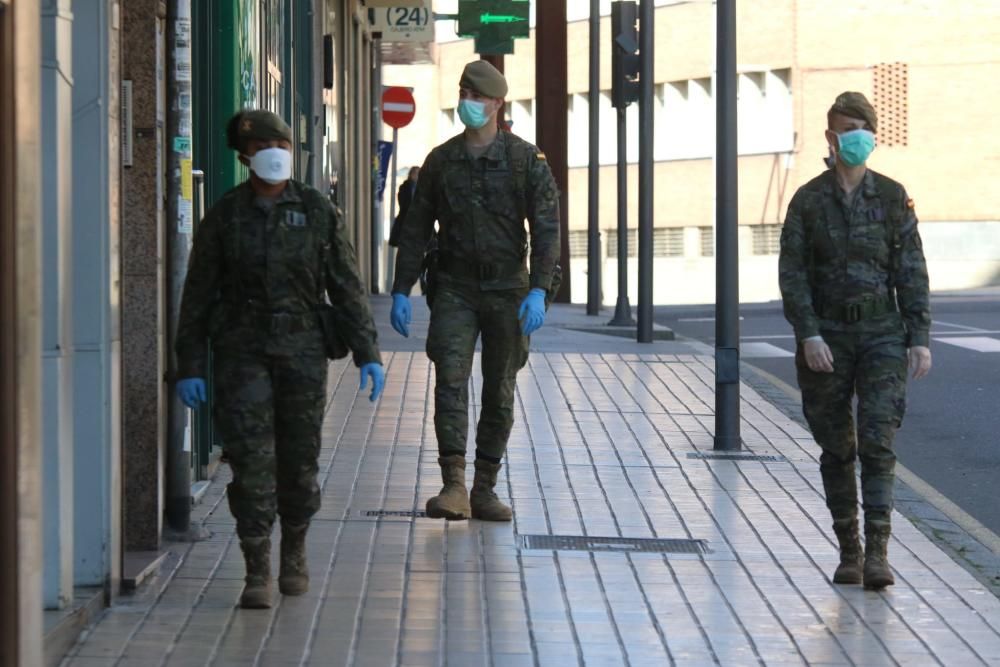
{"left": 459, "top": 60, "right": 508, "bottom": 99}
{"left": 231, "top": 109, "right": 292, "bottom": 148}
{"left": 829, "top": 91, "right": 878, "bottom": 133}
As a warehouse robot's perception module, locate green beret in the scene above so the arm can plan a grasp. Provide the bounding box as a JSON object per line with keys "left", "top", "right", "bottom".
{"left": 829, "top": 91, "right": 877, "bottom": 133}
{"left": 459, "top": 60, "right": 508, "bottom": 99}
{"left": 226, "top": 109, "right": 292, "bottom": 151}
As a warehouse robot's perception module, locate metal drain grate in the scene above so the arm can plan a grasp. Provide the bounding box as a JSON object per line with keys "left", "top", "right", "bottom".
{"left": 687, "top": 452, "right": 787, "bottom": 463}
{"left": 520, "top": 534, "right": 710, "bottom": 554}
{"left": 362, "top": 510, "right": 427, "bottom": 518}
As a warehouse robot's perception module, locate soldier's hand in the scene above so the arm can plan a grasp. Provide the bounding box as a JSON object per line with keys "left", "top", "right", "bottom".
{"left": 803, "top": 338, "right": 835, "bottom": 373}
{"left": 518, "top": 288, "right": 547, "bottom": 336}
{"left": 359, "top": 362, "right": 385, "bottom": 402}
{"left": 390, "top": 293, "right": 411, "bottom": 337}
{"left": 908, "top": 345, "right": 932, "bottom": 380}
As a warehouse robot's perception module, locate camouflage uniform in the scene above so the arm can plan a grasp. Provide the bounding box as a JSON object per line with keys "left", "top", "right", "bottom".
{"left": 779, "top": 168, "right": 930, "bottom": 529}
{"left": 176, "top": 179, "right": 380, "bottom": 540}
{"left": 392, "top": 130, "right": 560, "bottom": 460}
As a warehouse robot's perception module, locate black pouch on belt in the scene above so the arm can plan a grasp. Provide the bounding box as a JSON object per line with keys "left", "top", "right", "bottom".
{"left": 317, "top": 305, "right": 350, "bottom": 360}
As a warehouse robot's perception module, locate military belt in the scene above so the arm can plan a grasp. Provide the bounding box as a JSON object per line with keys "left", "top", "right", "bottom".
{"left": 240, "top": 302, "right": 319, "bottom": 336}
{"left": 438, "top": 253, "right": 525, "bottom": 282}
{"left": 819, "top": 296, "right": 896, "bottom": 324}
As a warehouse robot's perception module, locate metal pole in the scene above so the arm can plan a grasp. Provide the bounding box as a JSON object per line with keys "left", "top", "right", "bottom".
{"left": 586, "top": 0, "right": 601, "bottom": 315}
{"left": 608, "top": 107, "right": 634, "bottom": 326}
{"left": 371, "top": 39, "right": 382, "bottom": 293}
{"left": 166, "top": 0, "right": 193, "bottom": 530}
{"left": 386, "top": 126, "right": 398, "bottom": 291}
{"left": 636, "top": 0, "right": 654, "bottom": 343}
{"left": 714, "top": 0, "right": 741, "bottom": 450}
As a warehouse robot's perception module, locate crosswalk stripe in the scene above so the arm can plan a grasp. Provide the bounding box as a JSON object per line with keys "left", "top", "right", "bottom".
{"left": 933, "top": 336, "right": 1000, "bottom": 352}
{"left": 741, "top": 342, "right": 794, "bottom": 358}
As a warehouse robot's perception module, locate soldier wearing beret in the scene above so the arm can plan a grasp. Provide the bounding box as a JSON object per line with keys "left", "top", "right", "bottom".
{"left": 174, "top": 109, "right": 386, "bottom": 608}
{"left": 390, "top": 60, "right": 561, "bottom": 522}
{"left": 779, "top": 92, "right": 931, "bottom": 589}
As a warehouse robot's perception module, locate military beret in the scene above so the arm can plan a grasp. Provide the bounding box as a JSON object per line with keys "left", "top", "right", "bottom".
{"left": 829, "top": 91, "right": 878, "bottom": 133}
{"left": 226, "top": 109, "right": 292, "bottom": 151}
{"left": 459, "top": 60, "right": 508, "bottom": 99}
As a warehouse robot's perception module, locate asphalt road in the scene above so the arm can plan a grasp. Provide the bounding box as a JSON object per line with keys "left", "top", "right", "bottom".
{"left": 654, "top": 291, "right": 1000, "bottom": 536}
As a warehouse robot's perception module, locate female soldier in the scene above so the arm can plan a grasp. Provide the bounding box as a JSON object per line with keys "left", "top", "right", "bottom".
{"left": 174, "top": 109, "right": 385, "bottom": 609}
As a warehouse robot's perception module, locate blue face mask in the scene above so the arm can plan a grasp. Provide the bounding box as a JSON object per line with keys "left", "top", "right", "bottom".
{"left": 458, "top": 99, "right": 490, "bottom": 129}
{"left": 836, "top": 129, "right": 875, "bottom": 167}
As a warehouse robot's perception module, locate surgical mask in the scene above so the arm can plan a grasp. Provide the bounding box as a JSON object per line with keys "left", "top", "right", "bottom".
{"left": 458, "top": 99, "right": 490, "bottom": 129}
{"left": 836, "top": 129, "right": 875, "bottom": 167}
{"left": 246, "top": 147, "right": 292, "bottom": 184}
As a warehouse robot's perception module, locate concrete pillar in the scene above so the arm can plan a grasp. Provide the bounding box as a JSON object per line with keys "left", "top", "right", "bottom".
{"left": 71, "top": 0, "right": 122, "bottom": 596}
{"left": 40, "top": 0, "right": 76, "bottom": 611}
{"left": 1, "top": 0, "right": 45, "bottom": 662}
{"left": 121, "top": 0, "right": 165, "bottom": 552}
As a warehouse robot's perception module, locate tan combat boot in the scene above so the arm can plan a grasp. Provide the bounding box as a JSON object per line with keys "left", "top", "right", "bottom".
{"left": 239, "top": 537, "right": 273, "bottom": 609}
{"left": 863, "top": 523, "right": 895, "bottom": 589}
{"left": 831, "top": 518, "right": 864, "bottom": 585}
{"left": 425, "top": 455, "right": 471, "bottom": 520}
{"left": 470, "top": 459, "right": 512, "bottom": 522}
{"left": 278, "top": 522, "right": 309, "bottom": 596}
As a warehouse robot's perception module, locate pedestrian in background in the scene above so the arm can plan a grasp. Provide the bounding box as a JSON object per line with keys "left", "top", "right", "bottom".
{"left": 779, "top": 92, "right": 931, "bottom": 589}
{"left": 388, "top": 165, "right": 419, "bottom": 247}
{"left": 389, "top": 60, "right": 560, "bottom": 522}
{"left": 174, "top": 109, "right": 385, "bottom": 608}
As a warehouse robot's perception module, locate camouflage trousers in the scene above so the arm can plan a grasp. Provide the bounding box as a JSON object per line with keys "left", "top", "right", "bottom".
{"left": 796, "top": 329, "right": 907, "bottom": 528}
{"left": 213, "top": 349, "right": 328, "bottom": 539}
{"left": 426, "top": 281, "right": 530, "bottom": 459}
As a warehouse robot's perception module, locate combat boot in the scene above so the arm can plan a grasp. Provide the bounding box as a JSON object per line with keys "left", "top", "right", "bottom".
{"left": 239, "top": 537, "right": 273, "bottom": 609}
{"left": 864, "top": 523, "right": 895, "bottom": 589}
{"left": 470, "top": 459, "right": 512, "bottom": 522}
{"left": 831, "top": 518, "right": 864, "bottom": 585}
{"left": 278, "top": 522, "right": 309, "bottom": 596}
{"left": 425, "top": 455, "right": 471, "bottom": 520}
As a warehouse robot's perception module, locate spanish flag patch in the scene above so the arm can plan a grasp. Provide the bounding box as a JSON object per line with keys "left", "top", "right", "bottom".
{"left": 536, "top": 152, "right": 546, "bottom": 161}
{"left": 906, "top": 198, "right": 915, "bottom": 209}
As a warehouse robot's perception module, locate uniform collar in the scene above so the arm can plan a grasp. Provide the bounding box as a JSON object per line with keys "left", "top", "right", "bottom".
{"left": 821, "top": 167, "right": 877, "bottom": 199}
{"left": 239, "top": 178, "right": 304, "bottom": 207}
{"left": 443, "top": 129, "right": 508, "bottom": 161}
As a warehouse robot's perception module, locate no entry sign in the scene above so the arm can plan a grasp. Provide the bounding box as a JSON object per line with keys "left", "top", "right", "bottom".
{"left": 382, "top": 87, "right": 416, "bottom": 129}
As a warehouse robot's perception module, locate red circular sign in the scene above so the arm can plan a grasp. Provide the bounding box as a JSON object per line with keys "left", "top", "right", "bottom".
{"left": 382, "top": 87, "right": 416, "bottom": 129}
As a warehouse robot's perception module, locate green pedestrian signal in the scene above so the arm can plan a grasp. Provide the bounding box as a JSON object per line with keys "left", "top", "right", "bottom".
{"left": 457, "top": 0, "right": 530, "bottom": 55}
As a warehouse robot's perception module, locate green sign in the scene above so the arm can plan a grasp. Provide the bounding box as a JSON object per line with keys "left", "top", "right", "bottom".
{"left": 457, "top": 0, "right": 530, "bottom": 55}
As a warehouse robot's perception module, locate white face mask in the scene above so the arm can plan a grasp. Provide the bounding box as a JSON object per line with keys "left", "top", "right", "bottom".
{"left": 246, "top": 147, "right": 292, "bottom": 184}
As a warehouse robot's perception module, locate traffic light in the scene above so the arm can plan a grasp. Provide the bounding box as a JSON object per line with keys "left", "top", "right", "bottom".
{"left": 611, "top": 1, "right": 640, "bottom": 109}
{"left": 458, "top": 0, "right": 530, "bottom": 55}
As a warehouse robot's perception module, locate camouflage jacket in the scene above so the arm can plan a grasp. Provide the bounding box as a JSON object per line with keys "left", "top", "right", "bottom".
{"left": 175, "top": 179, "right": 380, "bottom": 377}
{"left": 779, "top": 168, "right": 930, "bottom": 347}
{"left": 391, "top": 130, "right": 560, "bottom": 293}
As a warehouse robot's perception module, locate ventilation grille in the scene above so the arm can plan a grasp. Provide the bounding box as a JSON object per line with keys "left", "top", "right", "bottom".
{"left": 873, "top": 62, "right": 909, "bottom": 147}
{"left": 363, "top": 510, "right": 426, "bottom": 518}
{"left": 520, "top": 534, "right": 711, "bottom": 554}
{"left": 687, "top": 452, "right": 787, "bottom": 463}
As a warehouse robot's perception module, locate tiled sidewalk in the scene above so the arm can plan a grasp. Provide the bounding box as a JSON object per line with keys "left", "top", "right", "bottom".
{"left": 61, "top": 301, "right": 1000, "bottom": 666}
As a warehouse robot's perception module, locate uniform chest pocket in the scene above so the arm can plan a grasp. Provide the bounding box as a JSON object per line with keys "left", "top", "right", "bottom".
{"left": 277, "top": 210, "right": 316, "bottom": 260}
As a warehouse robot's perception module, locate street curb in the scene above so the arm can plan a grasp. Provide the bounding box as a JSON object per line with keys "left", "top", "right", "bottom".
{"left": 738, "top": 359, "right": 1000, "bottom": 597}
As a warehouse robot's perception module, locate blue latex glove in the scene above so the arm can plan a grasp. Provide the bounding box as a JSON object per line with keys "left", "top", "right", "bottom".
{"left": 518, "top": 288, "right": 547, "bottom": 336}
{"left": 360, "top": 363, "right": 385, "bottom": 402}
{"left": 390, "top": 292, "right": 411, "bottom": 338}
{"left": 176, "top": 378, "right": 207, "bottom": 409}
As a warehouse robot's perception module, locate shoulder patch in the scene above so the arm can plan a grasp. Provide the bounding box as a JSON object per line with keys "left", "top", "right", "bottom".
{"left": 536, "top": 152, "right": 546, "bottom": 161}
{"left": 906, "top": 198, "right": 915, "bottom": 209}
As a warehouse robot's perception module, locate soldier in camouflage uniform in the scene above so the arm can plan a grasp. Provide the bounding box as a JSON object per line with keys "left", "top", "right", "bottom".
{"left": 175, "top": 110, "right": 385, "bottom": 608}
{"left": 389, "top": 61, "right": 560, "bottom": 522}
{"left": 779, "top": 92, "right": 932, "bottom": 589}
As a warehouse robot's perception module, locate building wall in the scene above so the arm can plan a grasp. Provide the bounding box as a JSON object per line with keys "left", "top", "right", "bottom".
{"left": 401, "top": 0, "right": 1000, "bottom": 304}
